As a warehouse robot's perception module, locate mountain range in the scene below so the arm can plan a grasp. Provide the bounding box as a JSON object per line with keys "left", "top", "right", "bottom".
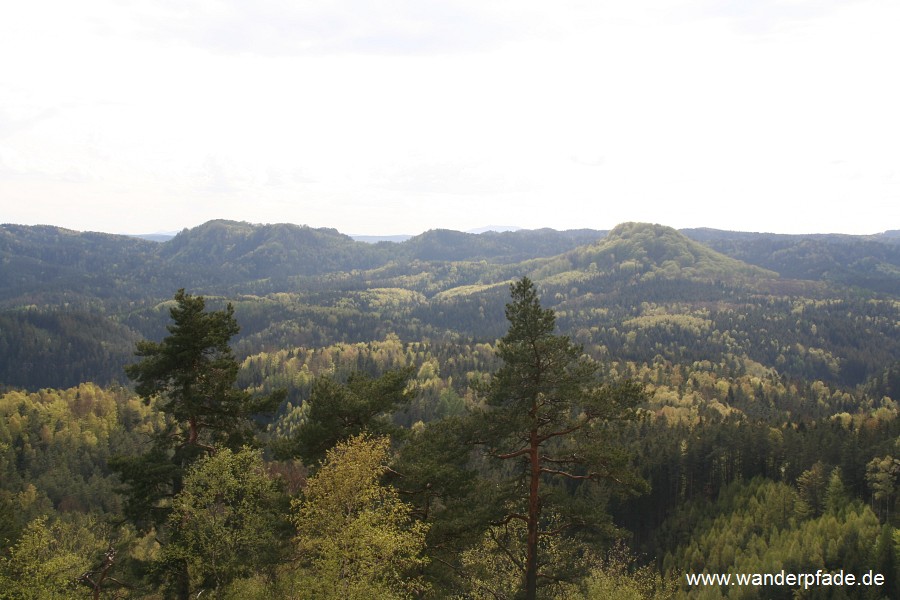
{"left": 4, "top": 219, "right": 898, "bottom": 305}
{"left": 1, "top": 219, "right": 898, "bottom": 393}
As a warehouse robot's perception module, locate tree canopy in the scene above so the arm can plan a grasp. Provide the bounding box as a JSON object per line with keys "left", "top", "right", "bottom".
{"left": 111, "top": 289, "right": 283, "bottom": 599}
{"left": 473, "top": 277, "right": 647, "bottom": 599}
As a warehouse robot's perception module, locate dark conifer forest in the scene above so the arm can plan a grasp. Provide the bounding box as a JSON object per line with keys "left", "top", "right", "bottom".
{"left": 2, "top": 219, "right": 900, "bottom": 598}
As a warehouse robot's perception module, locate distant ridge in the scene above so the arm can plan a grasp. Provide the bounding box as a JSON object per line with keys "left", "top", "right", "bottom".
{"left": 2, "top": 219, "right": 898, "bottom": 391}
{"left": 682, "top": 227, "right": 900, "bottom": 243}
{"left": 351, "top": 234, "right": 414, "bottom": 244}
{"left": 2, "top": 219, "right": 898, "bottom": 311}
{"left": 352, "top": 226, "right": 523, "bottom": 242}
{"left": 129, "top": 232, "right": 177, "bottom": 242}
{"left": 527, "top": 222, "right": 777, "bottom": 286}
{"left": 466, "top": 225, "right": 522, "bottom": 234}
{"left": 126, "top": 225, "right": 900, "bottom": 245}
{"left": 681, "top": 227, "right": 900, "bottom": 292}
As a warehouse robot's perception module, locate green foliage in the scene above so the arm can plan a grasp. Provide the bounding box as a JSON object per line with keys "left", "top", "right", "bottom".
{"left": 125, "top": 289, "right": 280, "bottom": 450}
{"left": 114, "top": 289, "right": 282, "bottom": 532}
{"left": 110, "top": 290, "right": 284, "bottom": 599}
{"left": 400, "top": 228, "right": 602, "bottom": 263}
{"left": 291, "top": 434, "right": 429, "bottom": 599}
{"left": 687, "top": 228, "right": 900, "bottom": 293}
{"left": 796, "top": 462, "right": 829, "bottom": 519}
{"left": 390, "top": 415, "right": 505, "bottom": 594}
{"left": 277, "top": 367, "right": 413, "bottom": 466}
{"left": 0, "top": 513, "right": 130, "bottom": 600}
{"left": 161, "top": 447, "right": 287, "bottom": 598}
{"left": 873, "top": 524, "right": 899, "bottom": 599}
{"left": 661, "top": 478, "right": 883, "bottom": 598}
{"left": 565, "top": 222, "right": 777, "bottom": 284}
{"left": 0, "top": 516, "right": 86, "bottom": 599}
{"left": 573, "top": 544, "right": 676, "bottom": 600}
{"left": 866, "top": 455, "right": 900, "bottom": 522}
{"left": 4, "top": 220, "right": 900, "bottom": 392}
{"left": 453, "top": 536, "right": 676, "bottom": 600}
{"left": 3, "top": 220, "right": 900, "bottom": 598}
{"left": 0, "top": 384, "right": 159, "bottom": 520}
{"left": 0, "top": 309, "right": 139, "bottom": 390}
{"left": 471, "top": 277, "right": 647, "bottom": 598}
{"left": 453, "top": 514, "right": 582, "bottom": 600}
{"left": 825, "top": 468, "right": 851, "bottom": 515}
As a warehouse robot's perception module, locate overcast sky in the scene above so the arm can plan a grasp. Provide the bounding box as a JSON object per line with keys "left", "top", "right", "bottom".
{"left": 1, "top": 1, "right": 898, "bottom": 236}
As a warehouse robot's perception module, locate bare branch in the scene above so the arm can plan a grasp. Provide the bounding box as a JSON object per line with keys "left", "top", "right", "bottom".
{"left": 535, "top": 422, "right": 586, "bottom": 444}
{"left": 538, "top": 468, "right": 598, "bottom": 480}
{"left": 490, "top": 513, "right": 528, "bottom": 527}
{"left": 495, "top": 446, "right": 531, "bottom": 461}
{"left": 539, "top": 454, "right": 585, "bottom": 465}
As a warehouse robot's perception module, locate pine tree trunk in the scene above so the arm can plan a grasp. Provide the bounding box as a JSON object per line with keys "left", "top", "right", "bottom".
{"left": 524, "top": 428, "right": 540, "bottom": 600}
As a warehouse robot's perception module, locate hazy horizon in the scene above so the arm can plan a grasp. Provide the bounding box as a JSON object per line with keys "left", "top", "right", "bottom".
{"left": 2, "top": 1, "right": 899, "bottom": 236}
{"left": 3, "top": 218, "right": 897, "bottom": 240}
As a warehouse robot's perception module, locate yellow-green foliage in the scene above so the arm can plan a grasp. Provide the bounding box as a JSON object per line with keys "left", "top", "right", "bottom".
{"left": 241, "top": 334, "right": 412, "bottom": 395}
{"left": 572, "top": 544, "right": 677, "bottom": 600}
{"left": 565, "top": 223, "right": 777, "bottom": 283}
{"left": 363, "top": 287, "right": 426, "bottom": 308}
{"left": 433, "top": 280, "right": 512, "bottom": 301}
{"left": 0, "top": 516, "right": 86, "bottom": 599}
{"left": 622, "top": 314, "right": 713, "bottom": 336}
{"left": 0, "top": 514, "right": 126, "bottom": 600}
{"left": 453, "top": 515, "right": 581, "bottom": 600}
{"left": 0, "top": 384, "right": 161, "bottom": 512}
{"left": 291, "top": 434, "right": 429, "bottom": 599}
{"left": 163, "top": 447, "right": 285, "bottom": 596}
{"left": 663, "top": 478, "right": 882, "bottom": 599}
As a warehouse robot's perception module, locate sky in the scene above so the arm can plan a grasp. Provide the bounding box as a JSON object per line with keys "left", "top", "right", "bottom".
{"left": 1, "top": 1, "right": 898, "bottom": 236}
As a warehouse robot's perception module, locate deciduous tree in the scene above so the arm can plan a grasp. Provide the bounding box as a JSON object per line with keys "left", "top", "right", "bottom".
{"left": 162, "top": 447, "right": 287, "bottom": 598}
{"left": 291, "top": 434, "right": 429, "bottom": 599}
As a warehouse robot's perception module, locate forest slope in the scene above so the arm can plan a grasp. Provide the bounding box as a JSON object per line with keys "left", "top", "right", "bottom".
{"left": 0, "top": 220, "right": 898, "bottom": 392}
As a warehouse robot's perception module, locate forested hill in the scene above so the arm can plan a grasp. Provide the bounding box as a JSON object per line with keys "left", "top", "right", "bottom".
{"left": 1, "top": 220, "right": 898, "bottom": 392}
{"left": 0, "top": 220, "right": 604, "bottom": 306}
{"left": 681, "top": 227, "right": 900, "bottom": 293}
{"left": 3, "top": 220, "right": 897, "bottom": 308}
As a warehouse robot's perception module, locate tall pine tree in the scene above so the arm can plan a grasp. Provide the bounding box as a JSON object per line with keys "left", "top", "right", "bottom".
{"left": 474, "top": 277, "right": 646, "bottom": 599}
{"left": 111, "top": 290, "right": 282, "bottom": 598}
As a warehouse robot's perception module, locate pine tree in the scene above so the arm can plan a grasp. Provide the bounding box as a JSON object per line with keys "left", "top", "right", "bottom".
{"left": 111, "top": 289, "right": 283, "bottom": 598}
{"left": 125, "top": 290, "right": 280, "bottom": 455}
{"left": 796, "top": 461, "right": 829, "bottom": 519}
{"left": 276, "top": 367, "right": 413, "bottom": 467}
{"left": 473, "top": 277, "right": 646, "bottom": 599}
